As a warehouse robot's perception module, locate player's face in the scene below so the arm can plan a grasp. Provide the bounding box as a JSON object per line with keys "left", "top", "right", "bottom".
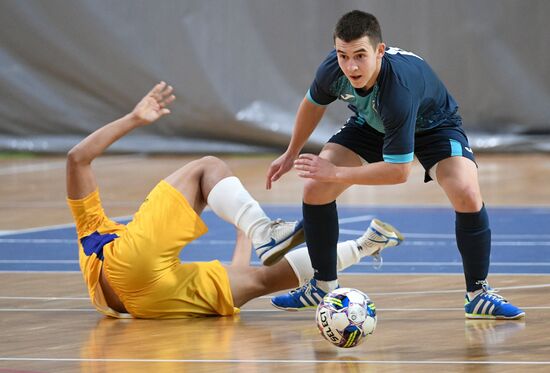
{"left": 335, "top": 36, "right": 385, "bottom": 90}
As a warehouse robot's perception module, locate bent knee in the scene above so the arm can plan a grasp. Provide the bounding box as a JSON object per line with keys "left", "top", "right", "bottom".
{"left": 194, "top": 155, "right": 226, "bottom": 169}
{"left": 452, "top": 186, "right": 483, "bottom": 212}
{"left": 183, "top": 156, "right": 230, "bottom": 176}
{"left": 303, "top": 179, "right": 342, "bottom": 204}
{"left": 303, "top": 179, "right": 327, "bottom": 204}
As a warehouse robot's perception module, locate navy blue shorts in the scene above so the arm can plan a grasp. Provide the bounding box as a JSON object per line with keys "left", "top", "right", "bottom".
{"left": 328, "top": 121, "right": 477, "bottom": 182}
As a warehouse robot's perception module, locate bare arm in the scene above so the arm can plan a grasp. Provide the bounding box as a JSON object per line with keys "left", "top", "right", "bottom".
{"left": 287, "top": 98, "right": 327, "bottom": 157}
{"left": 294, "top": 153, "right": 412, "bottom": 185}
{"left": 266, "top": 97, "right": 326, "bottom": 189}
{"left": 66, "top": 82, "right": 175, "bottom": 199}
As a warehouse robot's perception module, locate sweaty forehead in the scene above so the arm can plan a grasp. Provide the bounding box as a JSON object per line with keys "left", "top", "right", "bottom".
{"left": 334, "top": 36, "right": 374, "bottom": 54}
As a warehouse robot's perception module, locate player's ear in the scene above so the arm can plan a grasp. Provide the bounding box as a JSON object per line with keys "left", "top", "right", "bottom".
{"left": 376, "top": 43, "right": 386, "bottom": 58}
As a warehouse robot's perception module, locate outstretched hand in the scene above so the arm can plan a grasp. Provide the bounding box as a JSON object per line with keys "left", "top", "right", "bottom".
{"left": 266, "top": 151, "right": 296, "bottom": 190}
{"left": 131, "top": 81, "right": 176, "bottom": 125}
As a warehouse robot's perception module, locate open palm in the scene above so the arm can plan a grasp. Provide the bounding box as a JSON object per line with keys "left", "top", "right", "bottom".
{"left": 132, "top": 81, "right": 176, "bottom": 125}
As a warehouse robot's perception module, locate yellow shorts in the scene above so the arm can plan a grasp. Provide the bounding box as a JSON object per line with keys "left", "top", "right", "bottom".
{"left": 85, "top": 180, "right": 237, "bottom": 319}
{"left": 68, "top": 189, "right": 127, "bottom": 318}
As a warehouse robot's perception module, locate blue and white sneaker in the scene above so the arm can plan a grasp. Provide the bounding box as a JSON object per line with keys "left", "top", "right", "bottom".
{"left": 271, "top": 278, "right": 332, "bottom": 311}
{"left": 255, "top": 219, "right": 304, "bottom": 266}
{"left": 464, "top": 281, "right": 525, "bottom": 320}
{"left": 356, "top": 219, "right": 404, "bottom": 268}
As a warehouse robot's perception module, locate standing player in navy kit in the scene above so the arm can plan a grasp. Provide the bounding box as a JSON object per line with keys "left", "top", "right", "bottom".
{"left": 267, "top": 10, "right": 524, "bottom": 319}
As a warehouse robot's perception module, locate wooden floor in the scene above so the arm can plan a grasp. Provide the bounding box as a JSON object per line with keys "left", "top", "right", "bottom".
{"left": 1, "top": 153, "right": 550, "bottom": 372}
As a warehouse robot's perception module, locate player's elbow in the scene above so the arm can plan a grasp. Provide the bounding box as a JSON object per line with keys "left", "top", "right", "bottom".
{"left": 66, "top": 145, "right": 89, "bottom": 167}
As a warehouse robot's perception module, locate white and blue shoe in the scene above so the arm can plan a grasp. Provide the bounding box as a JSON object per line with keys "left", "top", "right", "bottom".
{"left": 271, "top": 278, "right": 332, "bottom": 311}
{"left": 464, "top": 281, "right": 525, "bottom": 320}
{"left": 255, "top": 219, "right": 304, "bottom": 266}
{"left": 271, "top": 218, "right": 403, "bottom": 311}
{"left": 356, "top": 218, "right": 404, "bottom": 268}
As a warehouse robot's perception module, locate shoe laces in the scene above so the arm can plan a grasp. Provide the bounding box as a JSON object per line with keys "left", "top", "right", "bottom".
{"left": 355, "top": 239, "right": 384, "bottom": 269}
{"left": 372, "top": 253, "right": 383, "bottom": 270}
{"left": 356, "top": 225, "right": 395, "bottom": 270}
{"left": 267, "top": 218, "right": 296, "bottom": 242}
{"left": 269, "top": 218, "right": 284, "bottom": 228}
{"left": 476, "top": 280, "right": 509, "bottom": 304}
{"left": 289, "top": 281, "right": 313, "bottom": 296}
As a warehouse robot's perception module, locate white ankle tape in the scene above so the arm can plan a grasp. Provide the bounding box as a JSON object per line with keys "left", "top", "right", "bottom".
{"left": 207, "top": 176, "right": 269, "bottom": 240}
{"left": 207, "top": 176, "right": 245, "bottom": 223}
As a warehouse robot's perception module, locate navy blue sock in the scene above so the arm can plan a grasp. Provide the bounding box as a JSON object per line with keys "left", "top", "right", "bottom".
{"left": 303, "top": 201, "right": 338, "bottom": 282}
{"left": 455, "top": 205, "right": 491, "bottom": 292}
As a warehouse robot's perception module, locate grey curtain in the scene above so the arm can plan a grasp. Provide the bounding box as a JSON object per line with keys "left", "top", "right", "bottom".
{"left": 1, "top": 0, "right": 548, "bottom": 153}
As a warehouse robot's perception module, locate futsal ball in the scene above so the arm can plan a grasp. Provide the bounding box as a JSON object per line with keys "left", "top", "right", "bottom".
{"left": 315, "top": 288, "right": 377, "bottom": 348}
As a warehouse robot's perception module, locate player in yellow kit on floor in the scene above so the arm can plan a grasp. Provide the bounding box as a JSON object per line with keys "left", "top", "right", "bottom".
{"left": 66, "top": 81, "right": 403, "bottom": 319}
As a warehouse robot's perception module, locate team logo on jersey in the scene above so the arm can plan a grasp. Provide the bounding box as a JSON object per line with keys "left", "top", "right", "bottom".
{"left": 340, "top": 94, "right": 355, "bottom": 101}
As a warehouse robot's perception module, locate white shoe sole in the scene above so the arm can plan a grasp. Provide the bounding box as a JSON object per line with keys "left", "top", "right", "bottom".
{"left": 260, "top": 224, "right": 305, "bottom": 266}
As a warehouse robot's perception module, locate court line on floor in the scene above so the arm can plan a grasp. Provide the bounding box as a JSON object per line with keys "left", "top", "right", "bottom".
{"left": 0, "top": 223, "right": 78, "bottom": 237}
{"left": 1, "top": 282, "right": 549, "bottom": 301}
{"left": 0, "top": 160, "right": 68, "bottom": 176}
{"left": 2, "top": 208, "right": 549, "bottom": 238}
{"left": 1, "top": 269, "right": 550, "bottom": 276}
{"left": 2, "top": 283, "right": 549, "bottom": 302}
{"left": 2, "top": 260, "right": 549, "bottom": 268}
{"left": 370, "top": 282, "right": 550, "bottom": 295}
{"left": 0, "top": 156, "right": 143, "bottom": 176}
{"left": 339, "top": 229, "right": 550, "bottom": 239}
{"left": 255, "top": 283, "right": 550, "bottom": 298}
{"left": 3, "top": 234, "right": 550, "bottom": 241}
{"left": 0, "top": 306, "right": 548, "bottom": 313}
{"left": 0, "top": 303, "right": 547, "bottom": 313}
{"left": 352, "top": 282, "right": 550, "bottom": 294}
{"left": 338, "top": 215, "right": 375, "bottom": 223}
{"left": 243, "top": 306, "right": 549, "bottom": 312}
{"left": 0, "top": 216, "right": 133, "bottom": 237}
{"left": 0, "top": 308, "right": 96, "bottom": 312}
{"left": 0, "top": 296, "right": 89, "bottom": 300}
{"left": 0, "top": 357, "right": 548, "bottom": 365}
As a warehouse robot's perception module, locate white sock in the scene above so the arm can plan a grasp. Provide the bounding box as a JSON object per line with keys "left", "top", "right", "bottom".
{"left": 337, "top": 240, "right": 363, "bottom": 266}
{"left": 316, "top": 279, "right": 339, "bottom": 293}
{"left": 284, "top": 240, "right": 362, "bottom": 286}
{"left": 207, "top": 176, "right": 270, "bottom": 243}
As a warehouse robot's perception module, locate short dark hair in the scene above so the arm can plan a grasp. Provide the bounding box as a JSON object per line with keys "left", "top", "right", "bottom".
{"left": 333, "top": 10, "right": 382, "bottom": 47}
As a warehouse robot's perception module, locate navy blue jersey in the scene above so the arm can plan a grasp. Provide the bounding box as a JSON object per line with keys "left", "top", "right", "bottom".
{"left": 307, "top": 47, "right": 462, "bottom": 163}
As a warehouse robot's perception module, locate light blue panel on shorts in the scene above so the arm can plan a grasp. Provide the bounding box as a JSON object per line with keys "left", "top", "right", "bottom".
{"left": 449, "top": 139, "right": 463, "bottom": 156}
{"left": 383, "top": 152, "right": 414, "bottom": 163}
